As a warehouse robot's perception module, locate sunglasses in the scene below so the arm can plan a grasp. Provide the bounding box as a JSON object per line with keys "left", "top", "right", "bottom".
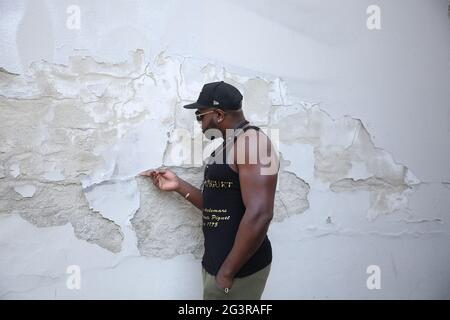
{"left": 195, "top": 110, "right": 216, "bottom": 122}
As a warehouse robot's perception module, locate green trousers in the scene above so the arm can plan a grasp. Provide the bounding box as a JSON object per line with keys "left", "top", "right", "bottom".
{"left": 202, "top": 264, "right": 271, "bottom": 300}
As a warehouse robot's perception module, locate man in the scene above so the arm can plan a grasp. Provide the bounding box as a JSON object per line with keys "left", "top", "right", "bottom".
{"left": 140, "top": 81, "right": 279, "bottom": 299}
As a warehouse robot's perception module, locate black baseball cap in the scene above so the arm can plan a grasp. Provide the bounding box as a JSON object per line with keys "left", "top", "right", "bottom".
{"left": 183, "top": 81, "right": 243, "bottom": 110}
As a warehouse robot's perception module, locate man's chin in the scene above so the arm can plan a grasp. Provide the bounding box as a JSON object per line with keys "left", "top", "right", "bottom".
{"left": 201, "top": 124, "right": 209, "bottom": 136}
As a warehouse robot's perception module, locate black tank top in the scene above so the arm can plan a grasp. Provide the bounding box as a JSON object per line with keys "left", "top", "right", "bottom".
{"left": 201, "top": 120, "right": 272, "bottom": 277}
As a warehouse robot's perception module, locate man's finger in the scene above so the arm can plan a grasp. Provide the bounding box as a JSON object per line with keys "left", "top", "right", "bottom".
{"left": 157, "top": 177, "right": 163, "bottom": 188}
{"left": 139, "top": 169, "right": 155, "bottom": 176}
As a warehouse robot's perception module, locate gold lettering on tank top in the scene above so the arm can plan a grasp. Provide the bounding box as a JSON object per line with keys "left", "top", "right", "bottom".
{"left": 203, "top": 179, "right": 233, "bottom": 189}
{"left": 203, "top": 208, "right": 230, "bottom": 228}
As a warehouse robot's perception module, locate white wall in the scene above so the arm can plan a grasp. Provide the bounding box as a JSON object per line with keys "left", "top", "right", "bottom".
{"left": 0, "top": 0, "right": 449, "bottom": 299}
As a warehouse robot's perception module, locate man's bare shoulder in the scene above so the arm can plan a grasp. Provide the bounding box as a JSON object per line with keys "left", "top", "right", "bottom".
{"left": 233, "top": 127, "right": 279, "bottom": 174}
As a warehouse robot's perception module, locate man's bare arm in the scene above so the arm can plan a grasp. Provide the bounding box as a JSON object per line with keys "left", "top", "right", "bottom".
{"left": 216, "top": 130, "right": 279, "bottom": 287}
{"left": 175, "top": 177, "right": 203, "bottom": 211}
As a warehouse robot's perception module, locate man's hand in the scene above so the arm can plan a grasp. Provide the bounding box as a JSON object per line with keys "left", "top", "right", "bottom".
{"left": 139, "top": 169, "right": 180, "bottom": 191}
{"left": 215, "top": 270, "right": 234, "bottom": 292}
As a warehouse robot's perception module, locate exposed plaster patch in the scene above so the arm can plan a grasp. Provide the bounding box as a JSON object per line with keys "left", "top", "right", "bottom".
{"left": 0, "top": 179, "right": 123, "bottom": 252}
{"left": 0, "top": 51, "right": 159, "bottom": 252}
{"left": 274, "top": 170, "right": 310, "bottom": 222}
{"left": 70, "top": 211, "right": 123, "bottom": 253}
{"left": 131, "top": 166, "right": 205, "bottom": 259}
{"left": 271, "top": 103, "right": 420, "bottom": 218}
{"left": 330, "top": 177, "right": 415, "bottom": 220}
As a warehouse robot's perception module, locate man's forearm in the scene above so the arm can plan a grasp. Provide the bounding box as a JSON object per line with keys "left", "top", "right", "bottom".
{"left": 218, "top": 211, "right": 272, "bottom": 278}
{"left": 175, "top": 178, "right": 203, "bottom": 211}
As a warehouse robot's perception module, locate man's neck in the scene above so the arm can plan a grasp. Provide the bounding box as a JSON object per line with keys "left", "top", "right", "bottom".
{"left": 219, "top": 118, "right": 248, "bottom": 138}
{"left": 231, "top": 118, "right": 248, "bottom": 129}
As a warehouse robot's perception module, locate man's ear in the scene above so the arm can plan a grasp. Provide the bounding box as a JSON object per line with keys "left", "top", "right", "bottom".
{"left": 216, "top": 109, "right": 225, "bottom": 123}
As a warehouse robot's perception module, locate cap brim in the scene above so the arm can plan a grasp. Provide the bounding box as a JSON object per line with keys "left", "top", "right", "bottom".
{"left": 183, "top": 102, "right": 208, "bottom": 109}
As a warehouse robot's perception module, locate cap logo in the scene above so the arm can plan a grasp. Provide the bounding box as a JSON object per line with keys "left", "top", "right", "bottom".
{"left": 213, "top": 100, "right": 219, "bottom": 106}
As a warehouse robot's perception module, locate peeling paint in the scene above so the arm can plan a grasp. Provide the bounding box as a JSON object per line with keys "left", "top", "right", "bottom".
{"left": 330, "top": 177, "right": 415, "bottom": 220}
{"left": 0, "top": 49, "right": 430, "bottom": 254}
